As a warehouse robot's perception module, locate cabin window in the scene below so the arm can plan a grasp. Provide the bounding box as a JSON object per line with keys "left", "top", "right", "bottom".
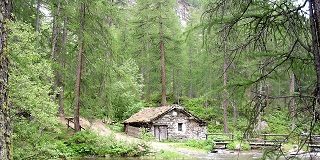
{"left": 178, "top": 123, "right": 183, "bottom": 131}
{"left": 172, "top": 111, "right": 177, "bottom": 116}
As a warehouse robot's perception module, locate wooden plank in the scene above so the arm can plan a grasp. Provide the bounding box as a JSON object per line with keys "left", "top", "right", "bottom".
{"left": 263, "top": 140, "right": 287, "bottom": 143}
{"left": 249, "top": 142, "right": 281, "bottom": 146}
{"left": 214, "top": 139, "right": 233, "bottom": 142}
{"left": 214, "top": 142, "right": 230, "bottom": 145}
{"left": 309, "top": 145, "right": 320, "bottom": 148}
{"left": 300, "top": 134, "right": 320, "bottom": 137}
{"left": 206, "top": 133, "right": 233, "bottom": 136}
{"left": 206, "top": 133, "right": 234, "bottom": 140}
{"left": 260, "top": 134, "right": 289, "bottom": 137}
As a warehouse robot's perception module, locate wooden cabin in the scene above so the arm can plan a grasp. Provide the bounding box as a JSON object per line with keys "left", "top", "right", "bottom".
{"left": 123, "top": 104, "right": 207, "bottom": 141}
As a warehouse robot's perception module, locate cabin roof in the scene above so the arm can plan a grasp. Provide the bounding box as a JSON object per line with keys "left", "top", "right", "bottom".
{"left": 123, "top": 104, "right": 206, "bottom": 125}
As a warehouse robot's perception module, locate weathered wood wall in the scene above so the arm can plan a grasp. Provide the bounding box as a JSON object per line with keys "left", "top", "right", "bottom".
{"left": 125, "top": 125, "right": 141, "bottom": 138}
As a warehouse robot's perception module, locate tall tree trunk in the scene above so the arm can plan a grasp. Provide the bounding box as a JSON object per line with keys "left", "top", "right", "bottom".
{"left": 310, "top": 1, "right": 320, "bottom": 117}
{"left": 35, "top": 0, "right": 41, "bottom": 32}
{"left": 172, "top": 68, "right": 176, "bottom": 102}
{"left": 58, "top": 17, "right": 68, "bottom": 118}
{"left": 51, "top": 0, "right": 65, "bottom": 118}
{"left": 222, "top": 30, "right": 229, "bottom": 133}
{"left": 290, "top": 72, "right": 296, "bottom": 130}
{"left": 74, "top": 2, "right": 85, "bottom": 132}
{"left": 142, "top": 34, "right": 151, "bottom": 101}
{"left": 232, "top": 100, "right": 238, "bottom": 126}
{"left": 222, "top": 56, "right": 229, "bottom": 133}
{"left": 0, "top": 1, "right": 12, "bottom": 159}
{"left": 309, "top": 1, "right": 320, "bottom": 126}
{"left": 159, "top": 13, "right": 167, "bottom": 106}
{"left": 188, "top": 47, "right": 193, "bottom": 98}
{"left": 51, "top": 0, "right": 61, "bottom": 59}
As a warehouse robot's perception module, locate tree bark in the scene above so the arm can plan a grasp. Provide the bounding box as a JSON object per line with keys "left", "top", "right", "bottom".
{"left": 51, "top": 0, "right": 61, "bottom": 59}
{"left": 58, "top": 17, "right": 68, "bottom": 118}
{"left": 310, "top": 1, "right": 320, "bottom": 109}
{"left": 0, "top": 0, "right": 12, "bottom": 159}
{"left": 35, "top": 0, "right": 41, "bottom": 32}
{"left": 51, "top": 0, "right": 65, "bottom": 118}
{"left": 222, "top": 30, "right": 229, "bottom": 133}
{"left": 222, "top": 55, "right": 229, "bottom": 133}
{"left": 172, "top": 68, "right": 176, "bottom": 102}
{"left": 159, "top": 13, "right": 167, "bottom": 106}
{"left": 74, "top": 2, "right": 85, "bottom": 132}
{"left": 289, "top": 72, "right": 296, "bottom": 130}
{"left": 232, "top": 100, "right": 238, "bottom": 126}
{"left": 188, "top": 47, "right": 193, "bottom": 98}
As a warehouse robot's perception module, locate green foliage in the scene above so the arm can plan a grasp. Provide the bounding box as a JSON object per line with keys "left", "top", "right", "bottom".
{"left": 66, "top": 131, "right": 150, "bottom": 157}
{"left": 139, "top": 128, "right": 155, "bottom": 141}
{"left": 181, "top": 98, "right": 225, "bottom": 133}
{"left": 226, "top": 141, "right": 251, "bottom": 151}
{"left": 9, "top": 0, "right": 320, "bottom": 159}
{"left": 184, "top": 139, "right": 213, "bottom": 151}
{"left": 66, "top": 131, "right": 100, "bottom": 156}
{"left": 265, "top": 109, "right": 290, "bottom": 134}
{"left": 182, "top": 98, "right": 220, "bottom": 122}
{"left": 8, "top": 21, "right": 58, "bottom": 128}
{"left": 108, "top": 123, "right": 124, "bottom": 133}
{"left": 9, "top": 20, "right": 64, "bottom": 160}
{"left": 13, "top": 120, "right": 73, "bottom": 159}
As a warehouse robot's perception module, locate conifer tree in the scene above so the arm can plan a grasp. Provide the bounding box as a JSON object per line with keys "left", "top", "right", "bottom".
{"left": 0, "top": 0, "right": 12, "bottom": 159}
{"left": 133, "top": 0, "right": 182, "bottom": 106}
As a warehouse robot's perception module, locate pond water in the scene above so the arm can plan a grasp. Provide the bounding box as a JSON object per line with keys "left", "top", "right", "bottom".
{"left": 73, "top": 151, "right": 320, "bottom": 160}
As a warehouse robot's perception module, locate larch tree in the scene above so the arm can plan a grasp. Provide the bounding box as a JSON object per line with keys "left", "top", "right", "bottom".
{"left": 0, "top": 0, "right": 12, "bottom": 159}
{"left": 74, "top": 1, "right": 86, "bottom": 132}
{"left": 51, "top": 0, "right": 66, "bottom": 118}
{"left": 203, "top": 0, "right": 320, "bottom": 132}
{"left": 222, "top": 37, "right": 229, "bottom": 133}
{"left": 159, "top": 5, "right": 167, "bottom": 106}
{"left": 35, "top": 0, "right": 41, "bottom": 32}
{"left": 133, "top": 0, "right": 181, "bottom": 106}
{"left": 290, "top": 72, "right": 296, "bottom": 130}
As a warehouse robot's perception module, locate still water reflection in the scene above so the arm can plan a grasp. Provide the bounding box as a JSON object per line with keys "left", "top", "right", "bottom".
{"left": 73, "top": 151, "right": 320, "bottom": 160}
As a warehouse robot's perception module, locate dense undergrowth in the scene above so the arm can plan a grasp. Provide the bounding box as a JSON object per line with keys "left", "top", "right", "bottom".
{"left": 13, "top": 120, "right": 149, "bottom": 160}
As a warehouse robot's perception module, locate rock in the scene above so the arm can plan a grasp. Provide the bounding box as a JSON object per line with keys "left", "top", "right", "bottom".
{"left": 217, "top": 149, "right": 231, "bottom": 154}
{"left": 235, "top": 144, "right": 241, "bottom": 150}
{"left": 254, "top": 121, "right": 269, "bottom": 132}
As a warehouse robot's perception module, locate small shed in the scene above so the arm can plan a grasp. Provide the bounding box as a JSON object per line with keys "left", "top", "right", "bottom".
{"left": 124, "top": 104, "right": 207, "bottom": 141}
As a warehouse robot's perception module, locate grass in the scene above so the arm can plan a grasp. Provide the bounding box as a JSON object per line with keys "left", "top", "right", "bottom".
{"left": 107, "top": 123, "right": 124, "bottom": 132}
{"left": 172, "top": 143, "right": 209, "bottom": 153}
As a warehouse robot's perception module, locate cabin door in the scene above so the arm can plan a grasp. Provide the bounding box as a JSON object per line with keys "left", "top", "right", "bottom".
{"left": 154, "top": 125, "right": 168, "bottom": 141}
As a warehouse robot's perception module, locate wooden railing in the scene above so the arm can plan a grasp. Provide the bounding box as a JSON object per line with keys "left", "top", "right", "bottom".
{"left": 300, "top": 134, "right": 320, "bottom": 151}
{"left": 65, "top": 117, "right": 85, "bottom": 131}
{"left": 205, "top": 133, "right": 234, "bottom": 140}
{"left": 207, "top": 133, "right": 289, "bottom": 149}
{"left": 207, "top": 133, "right": 320, "bottom": 150}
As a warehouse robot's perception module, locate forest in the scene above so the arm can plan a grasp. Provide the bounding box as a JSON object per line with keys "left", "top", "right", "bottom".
{"left": 1, "top": 0, "right": 320, "bottom": 159}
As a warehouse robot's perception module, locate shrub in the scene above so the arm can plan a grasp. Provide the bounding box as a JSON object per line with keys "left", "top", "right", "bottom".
{"left": 108, "top": 123, "right": 124, "bottom": 132}
{"left": 65, "top": 131, "right": 150, "bottom": 157}
{"left": 66, "top": 131, "right": 100, "bottom": 156}
{"left": 105, "top": 141, "right": 150, "bottom": 157}
{"left": 185, "top": 139, "right": 213, "bottom": 151}
{"left": 140, "top": 128, "right": 155, "bottom": 141}
{"left": 226, "top": 141, "right": 250, "bottom": 151}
